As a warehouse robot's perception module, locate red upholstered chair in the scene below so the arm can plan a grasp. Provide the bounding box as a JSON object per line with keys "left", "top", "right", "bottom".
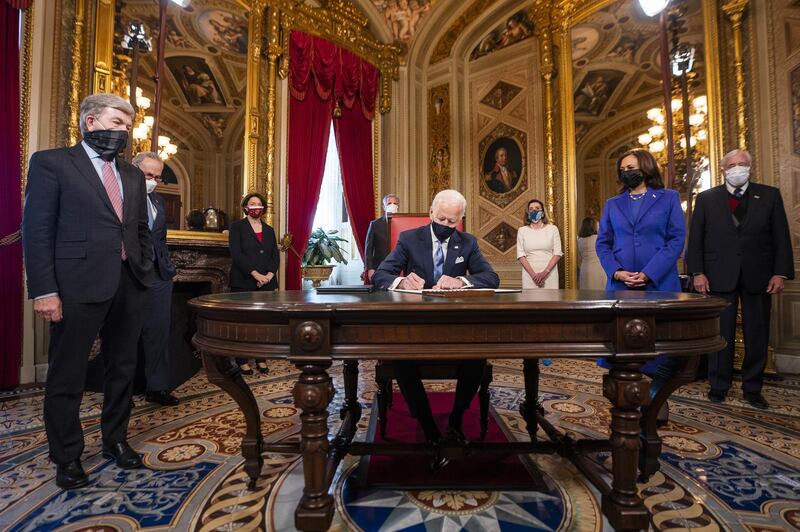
{"left": 374, "top": 214, "right": 493, "bottom": 439}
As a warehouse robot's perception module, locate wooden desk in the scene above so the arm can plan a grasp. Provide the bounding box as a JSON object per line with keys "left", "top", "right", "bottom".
{"left": 190, "top": 290, "right": 726, "bottom": 532}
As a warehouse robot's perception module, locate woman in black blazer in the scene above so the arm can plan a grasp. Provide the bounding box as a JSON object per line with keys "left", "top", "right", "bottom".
{"left": 229, "top": 193, "right": 279, "bottom": 374}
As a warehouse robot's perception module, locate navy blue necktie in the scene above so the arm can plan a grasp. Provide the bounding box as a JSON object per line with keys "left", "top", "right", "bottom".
{"left": 733, "top": 187, "right": 743, "bottom": 199}
{"left": 433, "top": 240, "right": 444, "bottom": 283}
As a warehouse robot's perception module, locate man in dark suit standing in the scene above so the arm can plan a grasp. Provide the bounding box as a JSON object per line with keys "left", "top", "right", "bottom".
{"left": 22, "top": 94, "right": 154, "bottom": 489}
{"left": 364, "top": 193, "right": 399, "bottom": 283}
{"left": 132, "top": 152, "right": 179, "bottom": 406}
{"left": 687, "top": 149, "right": 794, "bottom": 409}
{"left": 373, "top": 189, "right": 499, "bottom": 470}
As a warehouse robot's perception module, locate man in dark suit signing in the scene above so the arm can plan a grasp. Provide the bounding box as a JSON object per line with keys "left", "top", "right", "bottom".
{"left": 132, "top": 152, "right": 179, "bottom": 406}
{"left": 22, "top": 94, "right": 154, "bottom": 489}
{"left": 372, "top": 189, "right": 499, "bottom": 470}
{"left": 363, "top": 193, "right": 399, "bottom": 283}
{"left": 687, "top": 149, "right": 794, "bottom": 409}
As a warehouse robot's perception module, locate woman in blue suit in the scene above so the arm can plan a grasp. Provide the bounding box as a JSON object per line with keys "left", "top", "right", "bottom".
{"left": 596, "top": 148, "right": 686, "bottom": 423}
{"left": 596, "top": 148, "right": 685, "bottom": 291}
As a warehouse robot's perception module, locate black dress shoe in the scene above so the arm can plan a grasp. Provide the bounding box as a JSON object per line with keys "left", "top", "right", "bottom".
{"left": 445, "top": 425, "right": 468, "bottom": 445}
{"left": 102, "top": 442, "right": 143, "bottom": 469}
{"left": 256, "top": 363, "right": 269, "bottom": 374}
{"left": 239, "top": 366, "right": 254, "bottom": 376}
{"left": 708, "top": 389, "right": 727, "bottom": 403}
{"left": 56, "top": 460, "right": 89, "bottom": 489}
{"left": 427, "top": 438, "right": 449, "bottom": 474}
{"left": 145, "top": 391, "right": 180, "bottom": 406}
{"left": 744, "top": 392, "right": 769, "bottom": 410}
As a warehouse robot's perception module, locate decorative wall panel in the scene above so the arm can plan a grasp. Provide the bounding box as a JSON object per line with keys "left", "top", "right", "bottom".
{"left": 427, "top": 83, "right": 451, "bottom": 201}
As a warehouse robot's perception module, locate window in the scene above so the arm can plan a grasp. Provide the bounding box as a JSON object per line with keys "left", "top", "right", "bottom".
{"left": 307, "top": 125, "right": 363, "bottom": 286}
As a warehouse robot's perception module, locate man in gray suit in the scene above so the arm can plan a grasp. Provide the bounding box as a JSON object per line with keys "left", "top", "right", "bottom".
{"left": 364, "top": 194, "right": 399, "bottom": 283}
{"left": 132, "top": 152, "right": 179, "bottom": 406}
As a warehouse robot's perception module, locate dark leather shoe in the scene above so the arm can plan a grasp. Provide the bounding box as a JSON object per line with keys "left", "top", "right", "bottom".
{"left": 145, "top": 391, "right": 179, "bottom": 406}
{"left": 708, "top": 389, "right": 727, "bottom": 403}
{"left": 102, "top": 442, "right": 143, "bottom": 469}
{"left": 56, "top": 460, "right": 89, "bottom": 489}
{"left": 239, "top": 366, "right": 254, "bottom": 376}
{"left": 656, "top": 402, "right": 670, "bottom": 428}
{"left": 256, "top": 363, "right": 269, "bottom": 374}
{"left": 427, "top": 438, "right": 449, "bottom": 474}
{"left": 744, "top": 392, "right": 769, "bottom": 410}
{"left": 445, "top": 425, "right": 468, "bottom": 445}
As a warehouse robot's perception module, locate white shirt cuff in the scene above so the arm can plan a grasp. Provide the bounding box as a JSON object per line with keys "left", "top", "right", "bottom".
{"left": 34, "top": 292, "right": 58, "bottom": 300}
{"left": 459, "top": 276, "right": 473, "bottom": 288}
{"left": 388, "top": 277, "right": 404, "bottom": 290}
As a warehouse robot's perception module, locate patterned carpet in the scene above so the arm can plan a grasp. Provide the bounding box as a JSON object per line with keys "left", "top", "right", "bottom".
{"left": 1, "top": 359, "right": 799, "bottom": 531}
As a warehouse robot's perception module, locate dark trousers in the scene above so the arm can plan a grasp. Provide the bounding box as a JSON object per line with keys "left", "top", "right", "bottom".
{"left": 393, "top": 359, "right": 486, "bottom": 441}
{"left": 140, "top": 276, "right": 173, "bottom": 392}
{"left": 710, "top": 275, "right": 772, "bottom": 394}
{"left": 44, "top": 261, "right": 148, "bottom": 464}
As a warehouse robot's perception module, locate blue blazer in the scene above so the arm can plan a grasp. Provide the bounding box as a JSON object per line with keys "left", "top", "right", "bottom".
{"left": 372, "top": 225, "right": 500, "bottom": 290}
{"left": 596, "top": 188, "right": 686, "bottom": 292}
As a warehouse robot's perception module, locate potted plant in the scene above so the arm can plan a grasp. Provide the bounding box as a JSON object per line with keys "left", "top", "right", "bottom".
{"left": 301, "top": 228, "right": 349, "bottom": 287}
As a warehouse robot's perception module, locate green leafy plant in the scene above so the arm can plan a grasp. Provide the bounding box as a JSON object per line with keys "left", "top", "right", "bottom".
{"left": 302, "top": 228, "right": 349, "bottom": 266}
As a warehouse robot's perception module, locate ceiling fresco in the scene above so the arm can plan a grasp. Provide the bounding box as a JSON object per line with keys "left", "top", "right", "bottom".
{"left": 118, "top": 0, "right": 248, "bottom": 150}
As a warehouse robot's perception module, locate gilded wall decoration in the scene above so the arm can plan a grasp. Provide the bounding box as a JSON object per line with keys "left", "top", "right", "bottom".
{"left": 428, "top": 83, "right": 451, "bottom": 200}
{"left": 573, "top": 69, "right": 625, "bottom": 117}
{"left": 371, "top": 0, "right": 434, "bottom": 52}
{"left": 484, "top": 221, "right": 518, "bottom": 253}
{"left": 197, "top": 9, "right": 248, "bottom": 55}
{"left": 479, "top": 123, "right": 527, "bottom": 208}
{"left": 791, "top": 65, "right": 800, "bottom": 156}
{"left": 470, "top": 9, "right": 534, "bottom": 61}
{"left": 584, "top": 172, "right": 600, "bottom": 218}
{"left": 480, "top": 81, "right": 523, "bottom": 111}
{"left": 571, "top": 26, "right": 600, "bottom": 61}
{"left": 429, "top": 0, "right": 496, "bottom": 64}
{"left": 166, "top": 56, "right": 227, "bottom": 106}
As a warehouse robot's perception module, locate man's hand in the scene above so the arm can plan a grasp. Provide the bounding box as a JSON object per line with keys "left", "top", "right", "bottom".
{"left": 693, "top": 273, "right": 710, "bottom": 294}
{"left": 432, "top": 274, "right": 465, "bottom": 290}
{"left": 398, "top": 272, "right": 425, "bottom": 290}
{"left": 366, "top": 269, "right": 376, "bottom": 283}
{"left": 34, "top": 295, "right": 62, "bottom": 322}
{"left": 767, "top": 275, "right": 785, "bottom": 294}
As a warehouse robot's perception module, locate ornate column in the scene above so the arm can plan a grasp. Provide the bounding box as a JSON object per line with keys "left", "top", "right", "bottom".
{"left": 263, "top": 5, "right": 282, "bottom": 228}
{"left": 68, "top": 0, "right": 88, "bottom": 145}
{"left": 722, "top": 0, "right": 750, "bottom": 150}
{"left": 91, "top": 0, "right": 115, "bottom": 95}
{"left": 243, "top": 2, "right": 266, "bottom": 201}
{"left": 536, "top": 13, "right": 556, "bottom": 227}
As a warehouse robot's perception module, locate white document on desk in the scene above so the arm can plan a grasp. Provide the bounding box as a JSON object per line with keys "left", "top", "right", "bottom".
{"left": 392, "top": 288, "right": 522, "bottom": 294}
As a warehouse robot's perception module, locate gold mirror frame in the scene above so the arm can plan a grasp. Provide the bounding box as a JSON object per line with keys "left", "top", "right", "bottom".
{"left": 239, "top": 0, "right": 400, "bottom": 227}
{"left": 549, "top": 0, "right": 724, "bottom": 288}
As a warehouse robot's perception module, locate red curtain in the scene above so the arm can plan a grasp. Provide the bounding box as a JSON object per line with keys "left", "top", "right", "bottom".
{"left": 0, "top": 0, "right": 23, "bottom": 387}
{"left": 286, "top": 32, "right": 378, "bottom": 289}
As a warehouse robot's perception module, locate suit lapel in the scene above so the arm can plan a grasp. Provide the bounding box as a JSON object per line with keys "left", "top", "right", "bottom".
{"left": 120, "top": 163, "right": 133, "bottom": 223}
{"left": 152, "top": 193, "right": 166, "bottom": 232}
{"left": 244, "top": 218, "right": 266, "bottom": 248}
{"left": 69, "top": 144, "right": 118, "bottom": 218}
{"left": 634, "top": 188, "right": 663, "bottom": 224}
{"left": 418, "top": 225, "right": 435, "bottom": 281}
{"left": 712, "top": 185, "right": 737, "bottom": 231}
{"left": 613, "top": 194, "right": 634, "bottom": 226}
{"left": 443, "top": 230, "right": 461, "bottom": 274}
{"left": 740, "top": 183, "right": 761, "bottom": 230}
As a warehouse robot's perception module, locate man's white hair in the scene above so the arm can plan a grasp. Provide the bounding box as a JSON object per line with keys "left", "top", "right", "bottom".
{"left": 79, "top": 94, "right": 134, "bottom": 136}
{"left": 431, "top": 189, "right": 467, "bottom": 217}
{"left": 382, "top": 193, "right": 398, "bottom": 207}
{"left": 721, "top": 148, "right": 752, "bottom": 169}
{"left": 131, "top": 151, "right": 162, "bottom": 168}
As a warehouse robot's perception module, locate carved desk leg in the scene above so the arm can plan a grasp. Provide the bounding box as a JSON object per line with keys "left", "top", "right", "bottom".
{"left": 639, "top": 355, "right": 699, "bottom": 481}
{"left": 202, "top": 353, "right": 263, "bottom": 489}
{"left": 340, "top": 361, "right": 362, "bottom": 432}
{"left": 519, "top": 359, "right": 541, "bottom": 441}
{"left": 602, "top": 362, "right": 650, "bottom": 531}
{"left": 293, "top": 364, "right": 335, "bottom": 532}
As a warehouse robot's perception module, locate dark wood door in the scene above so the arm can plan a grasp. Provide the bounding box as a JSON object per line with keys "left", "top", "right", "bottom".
{"left": 160, "top": 193, "right": 182, "bottom": 230}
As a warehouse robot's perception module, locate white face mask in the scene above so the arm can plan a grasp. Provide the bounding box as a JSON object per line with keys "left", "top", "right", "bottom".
{"left": 385, "top": 203, "right": 399, "bottom": 214}
{"left": 145, "top": 179, "right": 157, "bottom": 194}
{"left": 724, "top": 166, "right": 750, "bottom": 187}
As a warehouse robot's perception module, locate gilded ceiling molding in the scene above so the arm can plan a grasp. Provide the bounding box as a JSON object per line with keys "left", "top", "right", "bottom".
{"left": 721, "top": 0, "right": 750, "bottom": 150}
{"left": 428, "top": 0, "right": 496, "bottom": 64}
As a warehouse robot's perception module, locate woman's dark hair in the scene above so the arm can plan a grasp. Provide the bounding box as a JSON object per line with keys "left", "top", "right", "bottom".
{"left": 241, "top": 192, "right": 267, "bottom": 213}
{"left": 186, "top": 209, "right": 206, "bottom": 231}
{"left": 524, "top": 199, "right": 548, "bottom": 225}
{"left": 616, "top": 148, "right": 664, "bottom": 192}
{"left": 578, "top": 216, "right": 598, "bottom": 238}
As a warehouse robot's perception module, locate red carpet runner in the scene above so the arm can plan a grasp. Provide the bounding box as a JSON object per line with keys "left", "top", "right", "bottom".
{"left": 357, "top": 392, "right": 545, "bottom": 490}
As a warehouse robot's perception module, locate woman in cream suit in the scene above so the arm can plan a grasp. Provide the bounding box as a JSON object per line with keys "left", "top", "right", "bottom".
{"left": 577, "top": 217, "right": 606, "bottom": 289}
{"left": 516, "top": 199, "right": 562, "bottom": 289}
